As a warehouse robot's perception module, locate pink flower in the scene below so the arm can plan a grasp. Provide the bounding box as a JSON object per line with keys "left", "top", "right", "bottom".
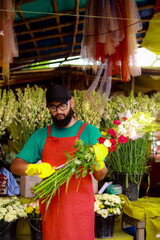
{"left": 118, "top": 135, "right": 128, "bottom": 143}
{"left": 109, "top": 145, "right": 116, "bottom": 152}
{"left": 113, "top": 120, "right": 121, "bottom": 126}
{"left": 97, "top": 137, "right": 106, "bottom": 144}
{"left": 110, "top": 138, "right": 116, "bottom": 145}
{"left": 108, "top": 129, "right": 117, "bottom": 137}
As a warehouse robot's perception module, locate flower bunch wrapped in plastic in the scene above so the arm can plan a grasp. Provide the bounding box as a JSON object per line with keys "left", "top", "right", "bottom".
{"left": 0, "top": 196, "right": 27, "bottom": 222}
{"left": 94, "top": 193, "right": 124, "bottom": 218}
{"left": 25, "top": 200, "right": 41, "bottom": 219}
{"left": 99, "top": 112, "right": 160, "bottom": 186}
{"left": 33, "top": 139, "right": 109, "bottom": 210}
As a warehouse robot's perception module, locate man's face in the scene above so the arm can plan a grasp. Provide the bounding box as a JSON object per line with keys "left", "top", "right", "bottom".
{"left": 48, "top": 99, "right": 74, "bottom": 127}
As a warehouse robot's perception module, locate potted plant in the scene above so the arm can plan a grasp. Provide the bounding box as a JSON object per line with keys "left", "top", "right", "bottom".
{"left": 0, "top": 196, "right": 27, "bottom": 240}
{"left": 25, "top": 200, "right": 42, "bottom": 240}
{"left": 94, "top": 193, "right": 124, "bottom": 238}
{"left": 99, "top": 112, "right": 160, "bottom": 201}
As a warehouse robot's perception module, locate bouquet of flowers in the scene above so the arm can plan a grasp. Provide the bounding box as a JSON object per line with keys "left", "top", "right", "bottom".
{"left": 33, "top": 139, "right": 109, "bottom": 210}
{"left": 99, "top": 112, "right": 160, "bottom": 186}
{"left": 25, "top": 200, "right": 41, "bottom": 219}
{"left": 94, "top": 193, "right": 124, "bottom": 218}
{"left": 0, "top": 196, "right": 27, "bottom": 222}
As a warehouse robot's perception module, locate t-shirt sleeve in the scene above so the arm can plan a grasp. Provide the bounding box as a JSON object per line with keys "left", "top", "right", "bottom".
{"left": 81, "top": 123, "right": 102, "bottom": 145}
{"left": 16, "top": 130, "right": 43, "bottom": 163}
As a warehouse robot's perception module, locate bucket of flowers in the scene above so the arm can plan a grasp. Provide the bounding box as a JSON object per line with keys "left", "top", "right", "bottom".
{"left": 0, "top": 196, "right": 27, "bottom": 240}
{"left": 99, "top": 112, "right": 160, "bottom": 201}
{"left": 94, "top": 193, "right": 124, "bottom": 238}
{"left": 25, "top": 200, "right": 42, "bottom": 240}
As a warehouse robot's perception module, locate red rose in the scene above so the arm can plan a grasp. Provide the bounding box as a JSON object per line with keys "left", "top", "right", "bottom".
{"left": 108, "top": 129, "right": 117, "bottom": 137}
{"left": 122, "top": 117, "right": 128, "bottom": 121}
{"left": 110, "top": 137, "right": 116, "bottom": 145}
{"left": 97, "top": 137, "right": 106, "bottom": 144}
{"left": 118, "top": 135, "right": 128, "bottom": 143}
{"left": 113, "top": 120, "right": 121, "bottom": 126}
{"left": 109, "top": 145, "right": 116, "bottom": 152}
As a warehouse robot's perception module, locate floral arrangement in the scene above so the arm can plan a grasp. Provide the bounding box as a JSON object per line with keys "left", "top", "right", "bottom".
{"left": 0, "top": 196, "right": 27, "bottom": 222}
{"left": 101, "top": 91, "right": 157, "bottom": 130}
{"left": 33, "top": 139, "right": 108, "bottom": 210}
{"left": 0, "top": 89, "right": 18, "bottom": 138}
{"left": 8, "top": 85, "right": 52, "bottom": 152}
{"left": 94, "top": 193, "right": 124, "bottom": 218}
{"left": 25, "top": 200, "right": 41, "bottom": 219}
{"left": 99, "top": 112, "right": 160, "bottom": 186}
{"left": 73, "top": 90, "right": 106, "bottom": 128}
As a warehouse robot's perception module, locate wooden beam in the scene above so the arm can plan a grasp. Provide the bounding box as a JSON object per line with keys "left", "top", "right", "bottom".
{"left": 19, "top": 41, "right": 82, "bottom": 54}
{"left": 18, "top": 29, "right": 83, "bottom": 45}
{"left": 13, "top": 48, "right": 81, "bottom": 63}
{"left": 16, "top": 19, "right": 83, "bottom": 36}
{"left": 14, "top": 8, "right": 85, "bottom": 26}
{"left": 52, "top": 0, "right": 63, "bottom": 44}
{"left": 67, "top": 0, "right": 80, "bottom": 58}
{"left": 16, "top": 5, "right": 40, "bottom": 55}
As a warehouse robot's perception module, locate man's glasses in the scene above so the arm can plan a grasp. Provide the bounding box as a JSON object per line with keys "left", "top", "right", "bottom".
{"left": 48, "top": 101, "right": 70, "bottom": 112}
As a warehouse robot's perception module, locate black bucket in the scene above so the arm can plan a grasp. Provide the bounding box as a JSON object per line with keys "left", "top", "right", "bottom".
{"left": 0, "top": 221, "right": 17, "bottom": 240}
{"left": 95, "top": 214, "right": 115, "bottom": 238}
{"left": 113, "top": 173, "right": 143, "bottom": 201}
{"left": 28, "top": 218, "right": 43, "bottom": 240}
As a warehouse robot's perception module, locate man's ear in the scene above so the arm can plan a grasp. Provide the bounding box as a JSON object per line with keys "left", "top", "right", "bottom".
{"left": 70, "top": 97, "right": 74, "bottom": 108}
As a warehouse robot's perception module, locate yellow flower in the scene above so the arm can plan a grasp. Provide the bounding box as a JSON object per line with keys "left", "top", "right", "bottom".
{"left": 109, "top": 208, "right": 113, "bottom": 213}
{"left": 101, "top": 131, "right": 107, "bottom": 136}
{"left": 26, "top": 206, "right": 34, "bottom": 214}
{"left": 100, "top": 204, "right": 105, "bottom": 209}
{"left": 35, "top": 206, "right": 40, "bottom": 215}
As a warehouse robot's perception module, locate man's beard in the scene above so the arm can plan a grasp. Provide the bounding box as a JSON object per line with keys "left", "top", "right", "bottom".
{"left": 52, "top": 108, "right": 73, "bottom": 128}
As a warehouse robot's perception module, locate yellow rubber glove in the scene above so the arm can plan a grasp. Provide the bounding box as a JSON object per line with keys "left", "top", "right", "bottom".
{"left": 93, "top": 143, "right": 108, "bottom": 171}
{"left": 25, "top": 163, "right": 56, "bottom": 178}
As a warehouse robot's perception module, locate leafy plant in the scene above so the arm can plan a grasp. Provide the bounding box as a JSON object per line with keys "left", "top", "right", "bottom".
{"left": 0, "top": 89, "right": 17, "bottom": 138}
{"left": 101, "top": 91, "right": 157, "bottom": 130}
{"left": 8, "top": 85, "right": 52, "bottom": 152}
{"left": 99, "top": 112, "right": 160, "bottom": 186}
{"left": 73, "top": 90, "right": 105, "bottom": 128}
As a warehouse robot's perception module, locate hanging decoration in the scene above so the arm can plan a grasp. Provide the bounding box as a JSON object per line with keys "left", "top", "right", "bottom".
{"left": 141, "top": 0, "right": 160, "bottom": 55}
{"left": 0, "top": 0, "right": 19, "bottom": 81}
{"left": 81, "top": 0, "right": 142, "bottom": 98}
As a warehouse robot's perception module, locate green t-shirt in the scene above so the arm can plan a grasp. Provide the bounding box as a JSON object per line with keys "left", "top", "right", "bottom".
{"left": 17, "top": 120, "right": 101, "bottom": 163}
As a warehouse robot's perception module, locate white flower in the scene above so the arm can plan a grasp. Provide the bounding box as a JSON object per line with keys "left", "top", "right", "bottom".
{"left": 103, "top": 140, "right": 111, "bottom": 148}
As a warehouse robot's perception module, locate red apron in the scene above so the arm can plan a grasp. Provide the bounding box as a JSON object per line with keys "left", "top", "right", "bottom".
{"left": 40, "top": 123, "right": 95, "bottom": 240}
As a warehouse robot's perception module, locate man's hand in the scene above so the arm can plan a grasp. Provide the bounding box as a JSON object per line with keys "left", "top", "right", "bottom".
{"left": 25, "top": 163, "right": 56, "bottom": 178}
{"left": 93, "top": 143, "right": 108, "bottom": 171}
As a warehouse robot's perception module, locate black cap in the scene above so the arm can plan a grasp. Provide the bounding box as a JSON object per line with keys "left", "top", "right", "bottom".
{"left": 46, "top": 84, "right": 71, "bottom": 105}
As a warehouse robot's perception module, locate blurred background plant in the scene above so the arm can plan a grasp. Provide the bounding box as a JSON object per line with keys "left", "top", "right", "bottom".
{"left": 7, "top": 85, "right": 52, "bottom": 153}
{"left": 0, "top": 89, "right": 18, "bottom": 139}
{"left": 100, "top": 91, "right": 157, "bottom": 130}
{"left": 73, "top": 90, "right": 106, "bottom": 128}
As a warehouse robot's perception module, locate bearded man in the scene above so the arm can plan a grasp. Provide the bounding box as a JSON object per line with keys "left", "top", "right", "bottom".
{"left": 11, "top": 83, "right": 107, "bottom": 240}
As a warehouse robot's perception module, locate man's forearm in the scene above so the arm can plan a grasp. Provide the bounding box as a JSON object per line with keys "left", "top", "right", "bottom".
{"left": 10, "top": 157, "right": 29, "bottom": 176}
{"left": 93, "top": 165, "right": 107, "bottom": 181}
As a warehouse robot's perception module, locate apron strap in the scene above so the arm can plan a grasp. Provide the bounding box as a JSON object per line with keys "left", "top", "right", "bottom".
{"left": 47, "top": 125, "right": 51, "bottom": 137}
{"left": 76, "top": 123, "right": 88, "bottom": 137}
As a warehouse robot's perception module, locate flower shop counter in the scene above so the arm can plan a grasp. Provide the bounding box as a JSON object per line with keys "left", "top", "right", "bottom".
{"left": 121, "top": 195, "right": 160, "bottom": 240}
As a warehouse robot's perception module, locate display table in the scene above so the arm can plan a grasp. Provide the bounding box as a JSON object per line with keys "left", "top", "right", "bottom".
{"left": 121, "top": 195, "right": 160, "bottom": 240}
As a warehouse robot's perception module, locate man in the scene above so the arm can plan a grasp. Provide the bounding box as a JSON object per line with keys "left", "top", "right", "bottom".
{"left": 11, "top": 84, "right": 107, "bottom": 240}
